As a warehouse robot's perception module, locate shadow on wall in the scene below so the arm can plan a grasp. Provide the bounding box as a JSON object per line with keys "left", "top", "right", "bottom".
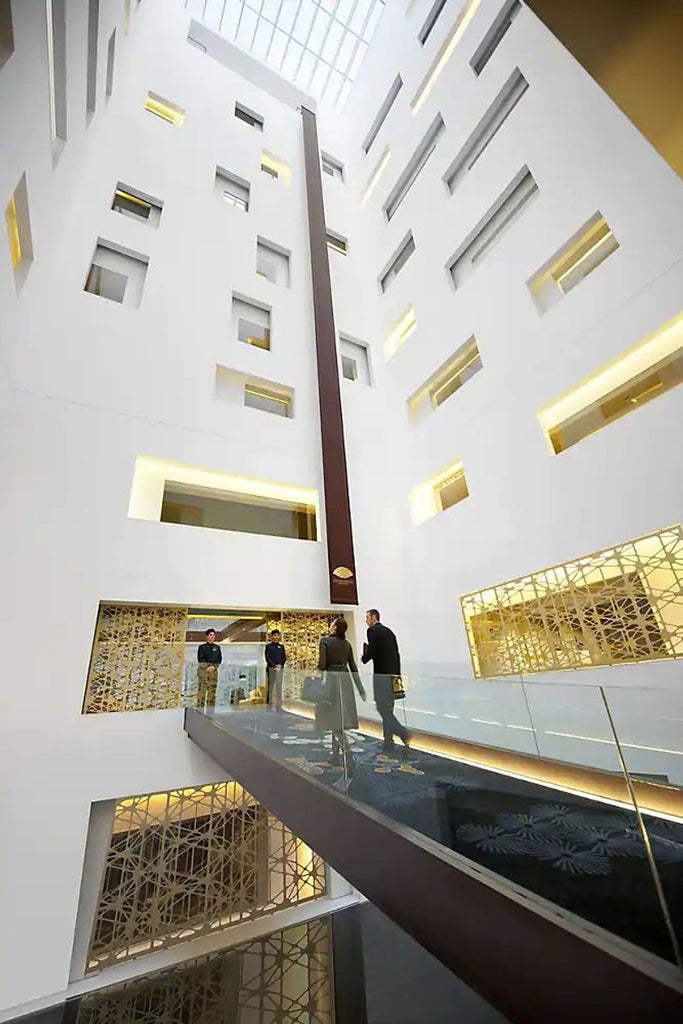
{"left": 360, "top": 903, "right": 509, "bottom": 1024}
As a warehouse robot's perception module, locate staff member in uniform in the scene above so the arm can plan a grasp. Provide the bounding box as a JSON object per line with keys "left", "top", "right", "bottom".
{"left": 265, "top": 629, "right": 287, "bottom": 708}
{"left": 197, "top": 628, "right": 222, "bottom": 707}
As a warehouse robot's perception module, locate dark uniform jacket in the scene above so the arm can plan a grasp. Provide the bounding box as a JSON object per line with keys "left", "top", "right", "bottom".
{"left": 197, "top": 642, "right": 222, "bottom": 665}
{"left": 361, "top": 622, "right": 401, "bottom": 703}
{"left": 264, "top": 642, "right": 287, "bottom": 668}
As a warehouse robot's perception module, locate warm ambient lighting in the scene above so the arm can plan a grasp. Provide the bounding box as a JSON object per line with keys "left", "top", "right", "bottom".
{"left": 412, "top": 0, "right": 484, "bottom": 114}
{"left": 283, "top": 705, "right": 683, "bottom": 823}
{"left": 127, "top": 455, "right": 318, "bottom": 522}
{"left": 114, "top": 188, "right": 152, "bottom": 214}
{"left": 410, "top": 458, "right": 467, "bottom": 524}
{"left": 384, "top": 306, "right": 417, "bottom": 360}
{"left": 538, "top": 310, "right": 683, "bottom": 454}
{"left": 5, "top": 195, "right": 20, "bottom": 268}
{"left": 144, "top": 93, "right": 185, "bottom": 125}
{"left": 260, "top": 151, "right": 291, "bottom": 185}
{"left": 460, "top": 525, "right": 683, "bottom": 677}
{"left": 553, "top": 221, "right": 616, "bottom": 289}
{"left": 113, "top": 782, "right": 250, "bottom": 832}
{"left": 360, "top": 146, "right": 391, "bottom": 207}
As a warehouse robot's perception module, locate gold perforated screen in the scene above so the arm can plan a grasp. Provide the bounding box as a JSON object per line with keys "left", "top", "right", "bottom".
{"left": 83, "top": 604, "right": 187, "bottom": 713}
{"left": 79, "top": 918, "right": 333, "bottom": 1023}
{"left": 87, "top": 783, "right": 327, "bottom": 971}
{"left": 461, "top": 526, "right": 683, "bottom": 677}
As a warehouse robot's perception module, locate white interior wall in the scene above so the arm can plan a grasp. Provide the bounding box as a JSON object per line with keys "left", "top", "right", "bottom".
{"left": 328, "top": 0, "right": 683, "bottom": 680}
{"left": 0, "top": 1, "right": 344, "bottom": 1015}
{"left": 2, "top": 0, "right": 683, "bottom": 1014}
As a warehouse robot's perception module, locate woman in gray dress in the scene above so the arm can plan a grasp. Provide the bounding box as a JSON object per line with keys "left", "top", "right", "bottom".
{"left": 317, "top": 618, "right": 366, "bottom": 769}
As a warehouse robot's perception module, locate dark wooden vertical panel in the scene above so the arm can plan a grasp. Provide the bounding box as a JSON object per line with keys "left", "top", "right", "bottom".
{"left": 330, "top": 907, "right": 369, "bottom": 1024}
{"left": 301, "top": 106, "right": 358, "bottom": 605}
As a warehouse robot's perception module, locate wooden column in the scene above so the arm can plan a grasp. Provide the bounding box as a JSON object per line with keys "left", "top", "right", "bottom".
{"left": 301, "top": 106, "right": 358, "bottom": 605}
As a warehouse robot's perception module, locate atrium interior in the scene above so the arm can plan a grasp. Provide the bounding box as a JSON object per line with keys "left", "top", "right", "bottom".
{"left": 1, "top": 1, "right": 683, "bottom": 1022}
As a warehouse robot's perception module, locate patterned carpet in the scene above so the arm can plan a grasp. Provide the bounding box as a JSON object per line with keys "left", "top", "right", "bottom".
{"left": 215, "top": 708, "right": 683, "bottom": 965}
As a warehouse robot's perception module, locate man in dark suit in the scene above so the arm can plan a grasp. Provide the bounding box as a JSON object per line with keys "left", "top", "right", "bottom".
{"left": 264, "top": 629, "right": 287, "bottom": 708}
{"left": 361, "top": 609, "right": 411, "bottom": 754}
{"left": 197, "top": 628, "right": 222, "bottom": 707}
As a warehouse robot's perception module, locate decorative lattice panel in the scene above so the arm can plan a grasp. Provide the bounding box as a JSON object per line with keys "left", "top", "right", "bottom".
{"left": 87, "top": 782, "right": 327, "bottom": 971}
{"left": 461, "top": 526, "right": 683, "bottom": 677}
{"left": 77, "top": 918, "right": 333, "bottom": 1024}
{"left": 268, "top": 611, "right": 332, "bottom": 672}
{"left": 83, "top": 604, "right": 188, "bottom": 714}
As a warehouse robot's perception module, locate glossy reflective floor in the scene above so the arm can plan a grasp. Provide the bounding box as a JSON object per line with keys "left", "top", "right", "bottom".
{"left": 212, "top": 707, "right": 683, "bottom": 965}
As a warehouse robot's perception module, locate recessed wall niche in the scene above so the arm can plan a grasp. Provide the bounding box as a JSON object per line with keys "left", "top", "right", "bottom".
{"left": 232, "top": 294, "right": 271, "bottom": 350}
{"left": 215, "top": 364, "right": 294, "bottom": 419}
{"left": 84, "top": 239, "right": 149, "bottom": 307}
{"left": 111, "top": 183, "right": 162, "bottom": 226}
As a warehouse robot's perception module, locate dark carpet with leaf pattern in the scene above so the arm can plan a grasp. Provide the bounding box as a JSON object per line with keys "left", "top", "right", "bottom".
{"left": 215, "top": 708, "right": 683, "bottom": 964}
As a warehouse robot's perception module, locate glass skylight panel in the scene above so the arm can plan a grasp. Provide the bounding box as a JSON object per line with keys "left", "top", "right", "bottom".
{"left": 185, "top": 0, "right": 386, "bottom": 108}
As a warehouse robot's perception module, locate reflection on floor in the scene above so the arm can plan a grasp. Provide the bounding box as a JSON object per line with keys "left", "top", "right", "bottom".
{"left": 215, "top": 708, "right": 683, "bottom": 965}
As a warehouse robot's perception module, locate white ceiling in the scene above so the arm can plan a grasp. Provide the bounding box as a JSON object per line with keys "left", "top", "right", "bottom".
{"left": 184, "top": 0, "right": 387, "bottom": 109}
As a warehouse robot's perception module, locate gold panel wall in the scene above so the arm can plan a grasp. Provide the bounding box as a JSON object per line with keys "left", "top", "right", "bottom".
{"left": 87, "top": 783, "right": 327, "bottom": 971}
{"left": 78, "top": 918, "right": 333, "bottom": 1024}
{"left": 83, "top": 605, "right": 334, "bottom": 713}
{"left": 268, "top": 610, "right": 333, "bottom": 671}
{"left": 461, "top": 526, "right": 683, "bottom": 677}
{"left": 83, "top": 604, "right": 188, "bottom": 714}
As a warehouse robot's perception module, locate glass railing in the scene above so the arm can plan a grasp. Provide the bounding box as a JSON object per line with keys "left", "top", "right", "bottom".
{"left": 198, "top": 664, "right": 683, "bottom": 972}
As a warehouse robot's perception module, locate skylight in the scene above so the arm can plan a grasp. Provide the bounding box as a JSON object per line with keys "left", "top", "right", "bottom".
{"left": 184, "top": 0, "right": 386, "bottom": 109}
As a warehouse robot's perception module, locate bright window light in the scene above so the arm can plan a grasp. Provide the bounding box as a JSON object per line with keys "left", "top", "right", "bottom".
{"left": 184, "top": 0, "right": 387, "bottom": 109}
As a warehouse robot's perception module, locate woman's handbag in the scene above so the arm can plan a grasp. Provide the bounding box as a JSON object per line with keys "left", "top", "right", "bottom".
{"left": 302, "top": 675, "right": 332, "bottom": 704}
{"left": 390, "top": 675, "right": 406, "bottom": 699}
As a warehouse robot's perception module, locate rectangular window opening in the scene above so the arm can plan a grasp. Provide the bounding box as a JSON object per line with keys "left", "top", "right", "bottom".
{"left": 419, "top": 0, "right": 448, "bottom": 46}
{"left": 215, "top": 365, "right": 294, "bottom": 417}
{"left": 448, "top": 166, "right": 537, "bottom": 288}
{"left": 260, "top": 152, "right": 290, "bottom": 185}
{"left": 215, "top": 167, "right": 250, "bottom": 211}
{"left": 445, "top": 68, "right": 528, "bottom": 193}
{"left": 340, "top": 336, "right": 371, "bottom": 385}
{"left": 0, "top": 0, "right": 15, "bottom": 69}
{"left": 235, "top": 102, "right": 263, "bottom": 131}
{"left": 470, "top": 0, "right": 521, "bottom": 77}
{"left": 380, "top": 232, "right": 415, "bottom": 292}
{"left": 84, "top": 240, "right": 149, "bottom": 308}
{"left": 321, "top": 153, "right": 344, "bottom": 181}
{"left": 410, "top": 460, "right": 469, "bottom": 523}
{"left": 410, "top": 337, "right": 482, "bottom": 421}
{"left": 46, "top": 0, "right": 67, "bottom": 144}
{"left": 5, "top": 173, "right": 33, "bottom": 287}
{"left": 233, "top": 296, "right": 271, "bottom": 351}
{"left": 105, "top": 28, "right": 116, "bottom": 98}
{"left": 144, "top": 91, "right": 185, "bottom": 125}
{"left": 539, "top": 312, "right": 683, "bottom": 455}
{"left": 363, "top": 74, "right": 402, "bottom": 155}
{"left": 161, "top": 484, "right": 316, "bottom": 542}
{"left": 384, "top": 306, "right": 417, "bottom": 360}
{"left": 326, "top": 231, "right": 347, "bottom": 256}
{"left": 412, "top": 0, "right": 484, "bottom": 114}
{"left": 244, "top": 384, "right": 292, "bottom": 418}
{"left": 384, "top": 114, "right": 445, "bottom": 221}
{"left": 112, "top": 183, "right": 162, "bottom": 226}
{"left": 256, "top": 238, "right": 290, "bottom": 287}
{"left": 528, "top": 213, "right": 619, "bottom": 314}
{"left": 86, "top": 0, "right": 100, "bottom": 115}
{"left": 124, "top": 0, "right": 130, "bottom": 34}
